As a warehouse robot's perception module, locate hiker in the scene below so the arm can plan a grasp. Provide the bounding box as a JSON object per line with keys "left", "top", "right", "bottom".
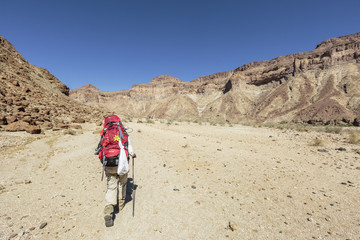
{"left": 95, "top": 115, "right": 136, "bottom": 227}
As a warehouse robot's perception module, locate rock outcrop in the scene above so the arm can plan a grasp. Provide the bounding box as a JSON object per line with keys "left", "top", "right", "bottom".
{"left": 0, "top": 35, "right": 107, "bottom": 133}
{"left": 70, "top": 32, "right": 360, "bottom": 124}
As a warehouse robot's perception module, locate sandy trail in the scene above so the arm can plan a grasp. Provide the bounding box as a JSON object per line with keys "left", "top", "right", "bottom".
{"left": 0, "top": 122, "right": 359, "bottom": 240}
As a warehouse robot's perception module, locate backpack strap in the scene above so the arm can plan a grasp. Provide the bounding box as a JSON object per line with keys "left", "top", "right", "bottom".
{"left": 116, "top": 122, "right": 124, "bottom": 141}
{"left": 115, "top": 122, "right": 129, "bottom": 151}
{"left": 95, "top": 127, "right": 107, "bottom": 155}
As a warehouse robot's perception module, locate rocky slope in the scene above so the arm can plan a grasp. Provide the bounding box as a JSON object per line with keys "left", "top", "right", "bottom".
{"left": 0, "top": 35, "right": 106, "bottom": 133}
{"left": 72, "top": 32, "right": 360, "bottom": 125}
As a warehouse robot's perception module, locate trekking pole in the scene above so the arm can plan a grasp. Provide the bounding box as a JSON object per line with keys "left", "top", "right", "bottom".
{"left": 132, "top": 155, "right": 136, "bottom": 217}
{"left": 101, "top": 162, "right": 105, "bottom": 181}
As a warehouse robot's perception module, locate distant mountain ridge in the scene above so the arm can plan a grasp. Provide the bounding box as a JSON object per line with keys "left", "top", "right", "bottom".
{"left": 70, "top": 33, "right": 360, "bottom": 125}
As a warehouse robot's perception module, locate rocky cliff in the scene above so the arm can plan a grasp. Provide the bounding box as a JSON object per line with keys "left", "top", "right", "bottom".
{"left": 71, "top": 33, "right": 360, "bottom": 125}
{"left": 0, "top": 35, "right": 106, "bottom": 133}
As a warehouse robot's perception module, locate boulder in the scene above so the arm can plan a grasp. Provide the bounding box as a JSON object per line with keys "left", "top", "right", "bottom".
{"left": 58, "top": 124, "right": 69, "bottom": 129}
{"left": 73, "top": 118, "right": 86, "bottom": 123}
{"left": 26, "top": 126, "right": 41, "bottom": 134}
{"left": 7, "top": 115, "right": 17, "bottom": 123}
{"left": 22, "top": 115, "right": 32, "bottom": 123}
{"left": 353, "top": 118, "right": 360, "bottom": 127}
{"left": 0, "top": 115, "right": 7, "bottom": 125}
{"left": 69, "top": 124, "right": 82, "bottom": 129}
{"left": 42, "top": 122, "right": 53, "bottom": 129}
{"left": 4, "top": 120, "right": 29, "bottom": 132}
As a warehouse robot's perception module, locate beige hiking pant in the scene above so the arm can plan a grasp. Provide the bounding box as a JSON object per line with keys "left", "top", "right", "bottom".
{"left": 105, "top": 166, "right": 128, "bottom": 207}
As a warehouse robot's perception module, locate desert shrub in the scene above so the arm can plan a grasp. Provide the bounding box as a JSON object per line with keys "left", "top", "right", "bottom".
{"left": 294, "top": 125, "right": 309, "bottom": 132}
{"left": 37, "top": 73, "right": 43, "bottom": 78}
{"left": 324, "top": 126, "right": 342, "bottom": 134}
{"left": 348, "top": 130, "right": 360, "bottom": 144}
{"left": 167, "top": 119, "right": 174, "bottom": 125}
{"left": 309, "top": 138, "right": 327, "bottom": 147}
{"left": 64, "top": 129, "right": 76, "bottom": 135}
{"left": 210, "top": 121, "right": 217, "bottom": 126}
{"left": 137, "top": 119, "right": 143, "bottom": 123}
{"left": 146, "top": 118, "right": 155, "bottom": 124}
{"left": 124, "top": 116, "right": 133, "bottom": 122}
{"left": 137, "top": 129, "right": 142, "bottom": 133}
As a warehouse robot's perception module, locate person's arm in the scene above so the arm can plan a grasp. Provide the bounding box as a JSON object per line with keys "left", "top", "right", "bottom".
{"left": 128, "top": 137, "right": 136, "bottom": 158}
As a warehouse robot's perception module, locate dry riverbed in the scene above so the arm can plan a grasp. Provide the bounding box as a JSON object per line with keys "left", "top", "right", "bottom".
{"left": 0, "top": 121, "right": 359, "bottom": 239}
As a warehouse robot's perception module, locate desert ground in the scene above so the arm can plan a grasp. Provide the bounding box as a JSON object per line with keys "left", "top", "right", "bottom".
{"left": 0, "top": 120, "right": 359, "bottom": 240}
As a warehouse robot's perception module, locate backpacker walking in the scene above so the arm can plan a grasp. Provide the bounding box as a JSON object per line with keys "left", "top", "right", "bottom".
{"left": 95, "top": 115, "right": 136, "bottom": 227}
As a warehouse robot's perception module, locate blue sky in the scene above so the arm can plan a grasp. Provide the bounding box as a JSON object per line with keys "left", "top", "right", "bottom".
{"left": 1, "top": 0, "right": 359, "bottom": 91}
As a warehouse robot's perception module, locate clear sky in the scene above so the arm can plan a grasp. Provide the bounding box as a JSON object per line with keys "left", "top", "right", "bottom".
{"left": 1, "top": 0, "right": 359, "bottom": 91}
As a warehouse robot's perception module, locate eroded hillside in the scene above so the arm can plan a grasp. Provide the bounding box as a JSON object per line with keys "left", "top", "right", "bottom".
{"left": 71, "top": 33, "right": 360, "bottom": 125}
{"left": 0, "top": 35, "right": 107, "bottom": 133}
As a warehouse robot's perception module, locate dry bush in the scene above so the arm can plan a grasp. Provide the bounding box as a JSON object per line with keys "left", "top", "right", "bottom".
{"left": 210, "top": 121, "right": 217, "bottom": 126}
{"left": 64, "top": 129, "right": 77, "bottom": 135}
{"left": 137, "top": 119, "right": 143, "bottom": 123}
{"left": 146, "top": 118, "right": 155, "bottom": 124}
{"left": 137, "top": 129, "right": 142, "bottom": 133}
{"left": 324, "top": 126, "right": 343, "bottom": 134}
{"left": 309, "top": 138, "right": 328, "bottom": 147}
{"left": 123, "top": 116, "right": 133, "bottom": 123}
{"left": 348, "top": 130, "right": 360, "bottom": 144}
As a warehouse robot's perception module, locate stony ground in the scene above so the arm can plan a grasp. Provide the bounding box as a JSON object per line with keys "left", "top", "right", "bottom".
{"left": 0, "top": 121, "right": 359, "bottom": 240}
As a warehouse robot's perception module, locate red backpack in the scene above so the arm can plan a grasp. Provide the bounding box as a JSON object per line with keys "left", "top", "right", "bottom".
{"left": 95, "top": 115, "right": 128, "bottom": 166}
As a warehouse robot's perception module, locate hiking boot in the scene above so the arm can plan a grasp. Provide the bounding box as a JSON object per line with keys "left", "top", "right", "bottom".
{"left": 104, "top": 205, "right": 114, "bottom": 227}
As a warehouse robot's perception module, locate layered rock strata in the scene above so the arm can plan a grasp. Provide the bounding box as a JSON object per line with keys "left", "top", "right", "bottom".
{"left": 72, "top": 32, "right": 360, "bottom": 124}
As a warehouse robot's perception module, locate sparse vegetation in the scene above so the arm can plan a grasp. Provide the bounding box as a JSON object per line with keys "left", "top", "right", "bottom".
{"left": 167, "top": 119, "right": 174, "bottom": 125}
{"left": 309, "top": 138, "right": 328, "bottom": 147}
{"left": 210, "top": 121, "right": 217, "bottom": 126}
{"left": 146, "top": 118, "right": 155, "bottom": 124}
{"left": 0, "top": 135, "right": 42, "bottom": 157}
{"left": 248, "top": 122, "right": 350, "bottom": 134}
{"left": 323, "top": 126, "right": 343, "bottom": 134}
{"left": 37, "top": 73, "right": 43, "bottom": 78}
{"left": 137, "top": 129, "right": 142, "bottom": 133}
{"left": 64, "top": 129, "right": 77, "bottom": 135}
{"left": 124, "top": 116, "right": 133, "bottom": 123}
{"left": 348, "top": 130, "right": 360, "bottom": 144}
{"left": 137, "top": 119, "right": 143, "bottom": 123}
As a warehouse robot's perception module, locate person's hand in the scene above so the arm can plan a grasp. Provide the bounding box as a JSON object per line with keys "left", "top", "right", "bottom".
{"left": 131, "top": 153, "right": 137, "bottom": 158}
